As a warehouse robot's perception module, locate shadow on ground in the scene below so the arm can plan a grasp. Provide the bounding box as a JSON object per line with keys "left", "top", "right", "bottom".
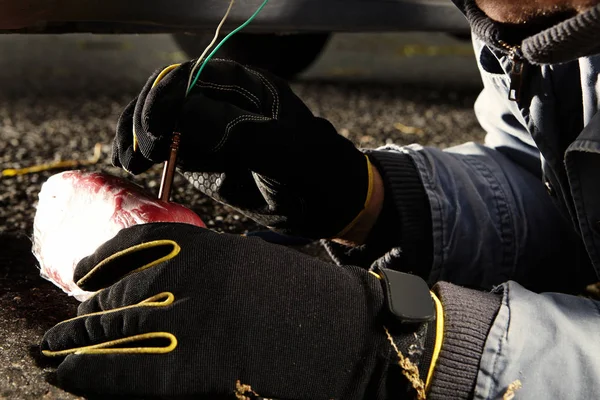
{"left": 0, "top": 234, "right": 80, "bottom": 399}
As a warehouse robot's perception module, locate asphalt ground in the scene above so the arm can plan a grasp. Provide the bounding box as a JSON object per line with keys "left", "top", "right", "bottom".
{"left": 0, "top": 32, "right": 595, "bottom": 399}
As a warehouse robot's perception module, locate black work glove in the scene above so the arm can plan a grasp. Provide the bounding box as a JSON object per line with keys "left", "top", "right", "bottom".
{"left": 41, "top": 223, "right": 437, "bottom": 400}
{"left": 112, "top": 60, "right": 372, "bottom": 239}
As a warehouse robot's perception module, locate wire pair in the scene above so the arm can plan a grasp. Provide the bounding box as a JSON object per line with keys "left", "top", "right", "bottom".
{"left": 185, "top": 0, "right": 270, "bottom": 96}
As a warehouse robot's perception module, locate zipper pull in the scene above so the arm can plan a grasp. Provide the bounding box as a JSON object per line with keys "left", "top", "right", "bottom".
{"left": 508, "top": 48, "right": 524, "bottom": 102}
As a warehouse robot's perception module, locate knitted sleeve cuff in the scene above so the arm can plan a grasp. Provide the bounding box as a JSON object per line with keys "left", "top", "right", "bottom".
{"left": 428, "top": 282, "right": 502, "bottom": 400}
{"left": 366, "top": 150, "right": 433, "bottom": 277}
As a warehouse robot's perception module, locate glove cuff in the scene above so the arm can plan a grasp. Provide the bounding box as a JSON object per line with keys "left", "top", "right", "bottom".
{"left": 266, "top": 118, "right": 371, "bottom": 240}
{"left": 428, "top": 282, "right": 502, "bottom": 399}
{"left": 333, "top": 155, "right": 376, "bottom": 238}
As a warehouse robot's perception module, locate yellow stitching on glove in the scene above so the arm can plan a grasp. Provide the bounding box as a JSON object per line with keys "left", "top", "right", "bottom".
{"left": 425, "top": 291, "right": 444, "bottom": 393}
{"left": 133, "top": 63, "right": 181, "bottom": 153}
{"left": 137, "top": 291, "right": 175, "bottom": 306}
{"left": 43, "top": 332, "right": 178, "bottom": 357}
{"left": 333, "top": 154, "right": 375, "bottom": 239}
{"left": 76, "top": 239, "right": 181, "bottom": 288}
{"left": 42, "top": 292, "right": 176, "bottom": 357}
{"left": 48, "top": 292, "right": 175, "bottom": 327}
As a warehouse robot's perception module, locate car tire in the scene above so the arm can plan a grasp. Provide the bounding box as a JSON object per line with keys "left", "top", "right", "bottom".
{"left": 173, "top": 32, "right": 330, "bottom": 80}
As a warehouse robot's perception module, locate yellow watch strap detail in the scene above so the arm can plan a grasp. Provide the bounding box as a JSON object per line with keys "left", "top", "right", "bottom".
{"left": 333, "top": 154, "right": 375, "bottom": 239}
{"left": 76, "top": 239, "right": 181, "bottom": 288}
{"left": 133, "top": 63, "right": 182, "bottom": 152}
{"left": 426, "top": 291, "right": 444, "bottom": 392}
{"left": 369, "top": 271, "right": 382, "bottom": 280}
{"left": 42, "top": 332, "right": 178, "bottom": 357}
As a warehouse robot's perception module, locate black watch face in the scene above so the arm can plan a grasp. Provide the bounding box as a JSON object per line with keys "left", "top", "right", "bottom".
{"left": 378, "top": 268, "right": 435, "bottom": 323}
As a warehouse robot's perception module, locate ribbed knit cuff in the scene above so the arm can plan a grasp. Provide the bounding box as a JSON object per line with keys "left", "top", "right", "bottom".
{"left": 462, "top": 0, "right": 600, "bottom": 64}
{"left": 428, "top": 282, "right": 502, "bottom": 400}
{"left": 366, "top": 150, "right": 433, "bottom": 278}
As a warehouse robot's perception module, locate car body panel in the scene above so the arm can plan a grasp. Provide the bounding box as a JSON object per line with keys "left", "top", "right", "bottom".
{"left": 0, "top": 0, "right": 469, "bottom": 34}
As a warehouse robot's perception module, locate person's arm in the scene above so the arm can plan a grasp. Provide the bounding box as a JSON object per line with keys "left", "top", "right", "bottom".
{"left": 326, "top": 83, "right": 591, "bottom": 294}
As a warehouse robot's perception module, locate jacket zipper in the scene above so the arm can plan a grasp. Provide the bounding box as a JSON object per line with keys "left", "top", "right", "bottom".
{"left": 498, "top": 41, "right": 525, "bottom": 102}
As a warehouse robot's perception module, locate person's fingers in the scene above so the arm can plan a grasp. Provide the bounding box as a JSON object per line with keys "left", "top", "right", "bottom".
{"left": 114, "top": 62, "right": 191, "bottom": 166}
{"left": 112, "top": 97, "right": 155, "bottom": 174}
{"left": 53, "top": 351, "right": 187, "bottom": 397}
{"left": 134, "top": 61, "right": 256, "bottom": 164}
{"left": 112, "top": 62, "right": 186, "bottom": 171}
{"left": 138, "top": 63, "right": 191, "bottom": 143}
{"left": 111, "top": 97, "right": 135, "bottom": 169}
{"left": 177, "top": 93, "right": 266, "bottom": 160}
{"left": 200, "top": 59, "right": 317, "bottom": 122}
{"left": 73, "top": 223, "right": 208, "bottom": 292}
{"left": 75, "top": 276, "right": 173, "bottom": 316}
{"left": 188, "top": 59, "right": 267, "bottom": 114}
{"left": 41, "top": 304, "right": 172, "bottom": 358}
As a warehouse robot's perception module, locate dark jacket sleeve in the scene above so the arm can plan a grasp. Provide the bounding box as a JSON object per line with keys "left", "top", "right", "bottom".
{"left": 323, "top": 140, "right": 589, "bottom": 293}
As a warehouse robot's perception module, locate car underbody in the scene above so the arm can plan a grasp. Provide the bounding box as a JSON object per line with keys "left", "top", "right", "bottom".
{"left": 0, "top": 1, "right": 471, "bottom": 86}
{"left": 0, "top": 0, "right": 469, "bottom": 34}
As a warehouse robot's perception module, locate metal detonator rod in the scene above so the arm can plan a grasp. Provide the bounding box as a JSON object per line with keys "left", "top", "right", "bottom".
{"left": 158, "top": 131, "right": 182, "bottom": 202}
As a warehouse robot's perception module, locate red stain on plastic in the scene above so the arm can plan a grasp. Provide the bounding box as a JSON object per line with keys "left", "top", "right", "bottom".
{"left": 32, "top": 170, "right": 205, "bottom": 301}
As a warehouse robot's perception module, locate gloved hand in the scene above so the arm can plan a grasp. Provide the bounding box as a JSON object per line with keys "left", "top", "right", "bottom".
{"left": 41, "top": 223, "right": 439, "bottom": 399}
{"left": 112, "top": 59, "right": 373, "bottom": 239}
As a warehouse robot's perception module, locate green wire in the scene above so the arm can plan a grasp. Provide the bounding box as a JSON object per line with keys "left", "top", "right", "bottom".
{"left": 186, "top": 0, "right": 270, "bottom": 96}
